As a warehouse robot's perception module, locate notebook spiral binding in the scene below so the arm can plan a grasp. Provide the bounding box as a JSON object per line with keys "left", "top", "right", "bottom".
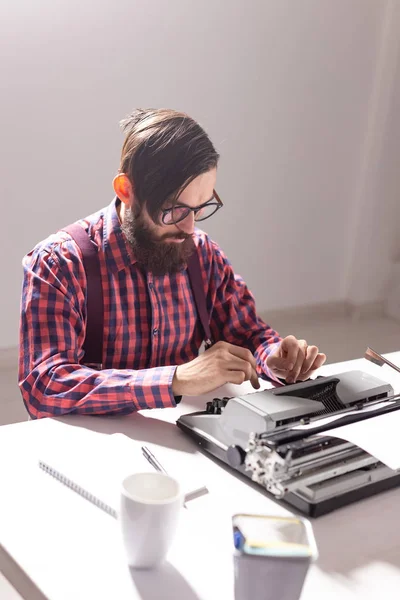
{"left": 39, "top": 460, "right": 118, "bottom": 519}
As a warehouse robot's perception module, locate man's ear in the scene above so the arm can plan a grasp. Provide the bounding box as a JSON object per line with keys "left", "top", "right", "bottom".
{"left": 113, "top": 174, "right": 134, "bottom": 206}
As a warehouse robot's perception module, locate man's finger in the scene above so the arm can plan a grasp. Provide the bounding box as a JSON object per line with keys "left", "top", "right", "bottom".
{"left": 226, "top": 356, "right": 255, "bottom": 380}
{"left": 286, "top": 340, "right": 307, "bottom": 383}
{"left": 267, "top": 354, "right": 291, "bottom": 373}
{"left": 300, "top": 345, "right": 319, "bottom": 375}
{"left": 225, "top": 343, "right": 257, "bottom": 371}
{"left": 226, "top": 368, "right": 260, "bottom": 389}
{"left": 223, "top": 355, "right": 260, "bottom": 388}
{"left": 250, "top": 367, "right": 260, "bottom": 389}
{"left": 226, "top": 370, "right": 247, "bottom": 386}
{"left": 268, "top": 340, "right": 299, "bottom": 372}
{"left": 280, "top": 336, "right": 301, "bottom": 370}
{"left": 309, "top": 352, "right": 326, "bottom": 371}
{"left": 297, "top": 353, "right": 327, "bottom": 381}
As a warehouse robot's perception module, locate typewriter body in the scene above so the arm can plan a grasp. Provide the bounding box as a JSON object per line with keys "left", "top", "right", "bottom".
{"left": 177, "top": 371, "right": 400, "bottom": 517}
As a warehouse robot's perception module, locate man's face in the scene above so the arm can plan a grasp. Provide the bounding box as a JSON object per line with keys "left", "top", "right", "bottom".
{"left": 122, "top": 168, "right": 217, "bottom": 275}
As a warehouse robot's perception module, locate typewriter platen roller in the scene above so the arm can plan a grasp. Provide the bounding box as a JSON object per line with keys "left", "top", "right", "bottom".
{"left": 177, "top": 371, "right": 400, "bottom": 517}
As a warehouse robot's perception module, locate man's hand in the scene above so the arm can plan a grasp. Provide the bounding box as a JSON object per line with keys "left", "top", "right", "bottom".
{"left": 267, "top": 335, "right": 326, "bottom": 384}
{"left": 172, "top": 341, "right": 260, "bottom": 397}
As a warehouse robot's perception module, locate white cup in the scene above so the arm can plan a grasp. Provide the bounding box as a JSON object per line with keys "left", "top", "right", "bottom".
{"left": 119, "top": 472, "right": 183, "bottom": 569}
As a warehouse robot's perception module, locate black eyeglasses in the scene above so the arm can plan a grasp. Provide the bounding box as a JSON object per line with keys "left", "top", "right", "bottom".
{"left": 160, "top": 190, "right": 223, "bottom": 226}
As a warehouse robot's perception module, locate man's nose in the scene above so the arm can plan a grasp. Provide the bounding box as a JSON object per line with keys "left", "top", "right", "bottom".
{"left": 178, "top": 211, "right": 195, "bottom": 234}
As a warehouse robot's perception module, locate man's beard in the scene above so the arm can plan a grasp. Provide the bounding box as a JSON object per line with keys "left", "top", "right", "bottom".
{"left": 121, "top": 206, "right": 195, "bottom": 276}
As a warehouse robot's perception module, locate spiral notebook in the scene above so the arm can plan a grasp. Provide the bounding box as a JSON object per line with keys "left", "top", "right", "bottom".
{"left": 39, "top": 459, "right": 119, "bottom": 518}
{"left": 38, "top": 430, "right": 207, "bottom": 516}
{"left": 38, "top": 432, "right": 152, "bottom": 517}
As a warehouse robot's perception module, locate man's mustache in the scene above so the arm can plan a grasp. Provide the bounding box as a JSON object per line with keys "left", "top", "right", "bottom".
{"left": 158, "top": 232, "right": 193, "bottom": 242}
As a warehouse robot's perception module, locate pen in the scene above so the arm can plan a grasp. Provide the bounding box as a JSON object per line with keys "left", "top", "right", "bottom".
{"left": 365, "top": 346, "right": 400, "bottom": 374}
{"left": 142, "top": 446, "right": 168, "bottom": 475}
{"left": 141, "top": 445, "right": 209, "bottom": 505}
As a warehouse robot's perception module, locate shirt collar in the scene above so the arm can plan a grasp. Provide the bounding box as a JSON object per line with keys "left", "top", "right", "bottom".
{"left": 102, "top": 197, "right": 138, "bottom": 273}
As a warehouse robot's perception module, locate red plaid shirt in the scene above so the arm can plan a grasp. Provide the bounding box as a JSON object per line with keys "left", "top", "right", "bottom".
{"left": 19, "top": 199, "right": 282, "bottom": 419}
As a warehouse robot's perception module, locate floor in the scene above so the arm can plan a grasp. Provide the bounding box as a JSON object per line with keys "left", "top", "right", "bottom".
{"left": 1, "top": 312, "right": 400, "bottom": 599}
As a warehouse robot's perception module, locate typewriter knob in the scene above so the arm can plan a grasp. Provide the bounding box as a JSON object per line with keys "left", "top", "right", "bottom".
{"left": 227, "top": 445, "right": 246, "bottom": 468}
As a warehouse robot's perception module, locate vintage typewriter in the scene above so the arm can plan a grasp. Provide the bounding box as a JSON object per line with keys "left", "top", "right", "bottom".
{"left": 177, "top": 368, "right": 400, "bottom": 517}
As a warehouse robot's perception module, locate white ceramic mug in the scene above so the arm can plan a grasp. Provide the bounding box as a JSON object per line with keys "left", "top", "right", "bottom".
{"left": 119, "top": 472, "right": 183, "bottom": 569}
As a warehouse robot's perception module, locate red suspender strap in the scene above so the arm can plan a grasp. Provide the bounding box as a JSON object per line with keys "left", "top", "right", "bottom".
{"left": 62, "top": 224, "right": 104, "bottom": 366}
{"left": 186, "top": 243, "right": 213, "bottom": 348}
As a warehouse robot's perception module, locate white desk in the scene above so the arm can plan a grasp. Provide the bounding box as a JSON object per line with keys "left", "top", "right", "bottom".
{"left": 1, "top": 354, "right": 400, "bottom": 600}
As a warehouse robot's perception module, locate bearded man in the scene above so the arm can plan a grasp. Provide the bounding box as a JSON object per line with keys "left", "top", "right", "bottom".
{"left": 19, "top": 108, "right": 326, "bottom": 419}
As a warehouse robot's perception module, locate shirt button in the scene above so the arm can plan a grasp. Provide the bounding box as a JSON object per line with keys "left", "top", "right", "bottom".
{"left": 153, "top": 328, "right": 159, "bottom": 336}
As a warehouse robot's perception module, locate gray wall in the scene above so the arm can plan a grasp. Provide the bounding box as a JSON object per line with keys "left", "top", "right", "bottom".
{"left": 0, "top": 0, "right": 399, "bottom": 349}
